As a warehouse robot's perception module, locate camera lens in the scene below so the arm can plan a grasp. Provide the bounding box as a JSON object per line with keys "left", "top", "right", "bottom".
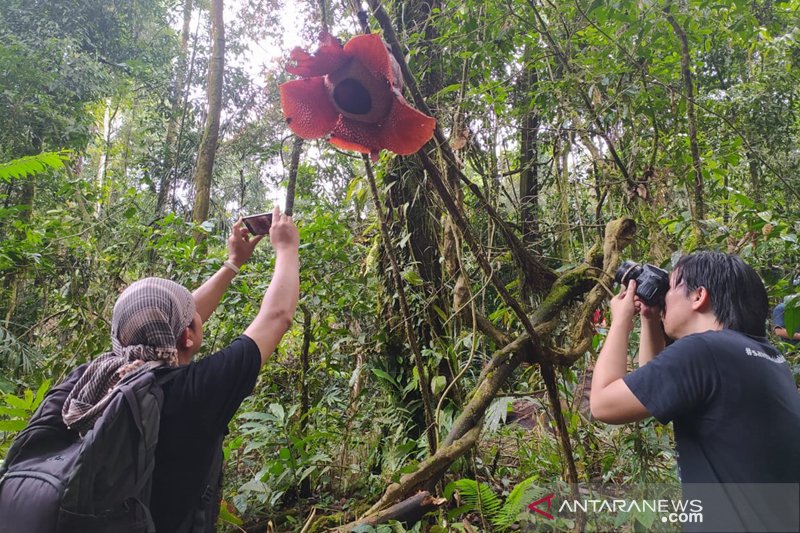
{"left": 614, "top": 260, "right": 641, "bottom": 286}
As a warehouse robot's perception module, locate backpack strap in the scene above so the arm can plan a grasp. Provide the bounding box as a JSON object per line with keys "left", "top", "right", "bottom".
{"left": 122, "top": 385, "right": 148, "bottom": 484}
{"left": 124, "top": 367, "right": 183, "bottom": 496}
{"left": 126, "top": 367, "right": 184, "bottom": 533}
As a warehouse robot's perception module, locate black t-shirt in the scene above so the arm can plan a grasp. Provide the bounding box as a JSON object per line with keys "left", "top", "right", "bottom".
{"left": 150, "top": 335, "right": 261, "bottom": 532}
{"left": 625, "top": 329, "right": 800, "bottom": 482}
{"left": 624, "top": 329, "right": 800, "bottom": 531}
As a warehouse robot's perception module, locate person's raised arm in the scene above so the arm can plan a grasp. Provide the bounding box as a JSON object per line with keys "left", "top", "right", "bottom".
{"left": 193, "top": 220, "right": 264, "bottom": 323}
{"left": 244, "top": 207, "right": 300, "bottom": 367}
{"left": 590, "top": 280, "right": 650, "bottom": 424}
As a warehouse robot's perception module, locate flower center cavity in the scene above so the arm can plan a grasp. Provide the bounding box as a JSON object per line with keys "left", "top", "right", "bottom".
{"left": 333, "top": 78, "right": 372, "bottom": 115}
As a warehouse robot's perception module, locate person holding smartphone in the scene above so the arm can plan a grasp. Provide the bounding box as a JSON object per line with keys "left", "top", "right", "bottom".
{"left": 149, "top": 206, "right": 300, "bottom": 531}
{"left": 2, "top": 206, "right": 299, "bottom": 532}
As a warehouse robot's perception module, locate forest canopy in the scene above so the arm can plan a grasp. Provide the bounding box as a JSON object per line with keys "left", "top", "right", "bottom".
{"left": 1, "top": 0, "right": 799, "bottom": 531}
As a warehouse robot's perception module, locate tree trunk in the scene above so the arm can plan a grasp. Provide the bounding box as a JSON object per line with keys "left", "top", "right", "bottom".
{"left": 665, "top": 3, "right": 705, "bottom": 247}
{"left": 158, "top": 0, "right": 193, "bottom": 214}
{"left": 373, "top": 0, "right": 454, "bottom": 448}
{"left": 746, "top": 149, "right": 761, "bottom": 204}
{"left": 299, "top": 305, "right": 312, "bottom": 498}
{"left": 285, "top": 136, "right": 303, "bottom": 216}
{"left": 557, "top": 131, "right": 573, "bottom": 260}
{"left": 3, "top": 137, "right": 40, "bottom": 331}
{"left": 96, "top": 98, "right": 113, "bottom": 214}
{"left": 365, "top": 157, "right": 438, "bottom": 454}
{"left": 519, "top": 51, "right": 540, "bottom": 249}
{"left": 192, "top": 0, "right": 224, "bottom": 237}
{"left": 1, "top": 178, "right": 32, "bottom": 329}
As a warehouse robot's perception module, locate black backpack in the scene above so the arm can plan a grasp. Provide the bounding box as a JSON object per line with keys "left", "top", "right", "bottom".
{"left": 0, "top": 363, "right": 198, "bottom": 533}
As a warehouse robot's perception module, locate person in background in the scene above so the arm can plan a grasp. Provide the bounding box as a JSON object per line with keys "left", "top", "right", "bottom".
{"left": 773, "top": 296, "right": 800, "bottom": 347}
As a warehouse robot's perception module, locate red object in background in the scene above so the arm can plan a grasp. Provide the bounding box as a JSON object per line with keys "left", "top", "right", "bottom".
{"left": 279, "top": 32, "right": 436, "bottom": 161}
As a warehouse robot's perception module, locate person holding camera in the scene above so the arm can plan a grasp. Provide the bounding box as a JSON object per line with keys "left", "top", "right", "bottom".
{"left": 590, "top": 252, "right": 800, "bottom": 530}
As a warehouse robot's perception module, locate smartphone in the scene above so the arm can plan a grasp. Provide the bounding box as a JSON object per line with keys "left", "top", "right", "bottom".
{"left": 242, "top": 212, "right": 273, "bottom": 235}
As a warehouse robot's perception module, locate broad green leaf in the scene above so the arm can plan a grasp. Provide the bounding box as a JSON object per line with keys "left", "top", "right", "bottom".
{"left": 269, "top": 403, "right": 286, "bottom": 423}
{"left": 0, "top": 151, "right": 70, "bottom": 182}
{"left": 784, "top": 295, "right": 800, "bottom": 342}
{"left": 0, "top": 419, "right": 27, "bottom": 432}
{"left": 371, "top": 368, "right": 399, "bottom": 389}
{"left": 402, "top": 269, "right": 424, "bottom": 286}
{"left": 2, "top": 394, "right": 30, "bottom": 410}
{"left": 0, "top": 407, "right": 28, "bottom": 417}
{"left": 431, "top": 375, "right": 447, "bottom": 395}
{"left": 217, "top": 501, "right": 243, "bottom": 526}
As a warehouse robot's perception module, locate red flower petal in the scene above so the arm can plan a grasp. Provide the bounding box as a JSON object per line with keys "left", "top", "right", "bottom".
{"left": 343, "top": 34, "right": 394, "bottom": 85}
{"left": 286, "top": 32, "right": 349, "bottom": 77}
{"left": 329, "top": 95, "right": 436, "bottom": 158}
{"left": 279, "top": 77, "right": 339, "bottom": 139}
{"left": 329, "top": 116, "right": 381, "bottom": 157}
{"left": 379, "top": 97, "right": 436, "bottom": 155}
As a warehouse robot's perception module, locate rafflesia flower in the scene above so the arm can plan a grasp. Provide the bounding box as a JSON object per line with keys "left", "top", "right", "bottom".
{"left": 279, "top": 32, "right": 436, "bottom": 160}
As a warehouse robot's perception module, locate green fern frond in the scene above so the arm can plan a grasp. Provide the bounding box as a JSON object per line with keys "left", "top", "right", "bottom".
{"left": 0, "top": 151, "right": 71, "bottom": 182}
{"left": 446, "top": 476, "right": 551, "bottom": 531}
{"left": 445, "top": 479, "right": 503, "bottom": 519}
{"left": 494, "top": 477, "right": 548, "bottom": 530}
{"left": 0, "top": 324, "right": 42, "bottom": 376}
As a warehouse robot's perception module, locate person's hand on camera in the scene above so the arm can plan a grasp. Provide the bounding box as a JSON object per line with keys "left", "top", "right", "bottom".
{"left": 635, "top": 297, "right": 663, "bottom": 324}
{"left": 610, "top": 280, "right": 637, "bottom": 331}
{"left": 228, "top": 219, "right": 265, "bottom": 268}
{"left": 268, "top": 206, "right": 299, "bottom": 254}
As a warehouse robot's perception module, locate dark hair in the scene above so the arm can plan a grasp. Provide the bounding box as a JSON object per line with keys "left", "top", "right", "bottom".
{"left": 673, "top": 252, "right": 768, "bottom": 336}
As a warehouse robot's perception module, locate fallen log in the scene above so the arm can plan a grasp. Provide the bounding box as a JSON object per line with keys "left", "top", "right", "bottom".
{"left": 341, "top": 492, "right": 447, "bottom": 531}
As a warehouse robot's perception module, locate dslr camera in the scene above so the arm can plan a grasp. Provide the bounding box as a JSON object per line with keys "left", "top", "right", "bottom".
{"left": 614, "top": 260, "right": 669, "bottom": 307}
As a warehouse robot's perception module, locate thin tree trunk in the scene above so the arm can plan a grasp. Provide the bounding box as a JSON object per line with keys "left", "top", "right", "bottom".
{"left": 665, "top": 3, "right": 705, "bottom": 247}
{"left": 96, "top": 98, "right": 112, "bottom": 214}
{"left": 3, "top": 138, "right": 40, "bottom": 330}
{"left": 158, "top": 0, "right": 193, "bottom": 214}
{"left": 519, "top": 53, "right": 540, "bottom": 248}
{"left": 285, "top": 136, "right": 303, "bottom": 216}
{"left": 746, "top": 149, "right": 761, "bottom": 204}
{"left": 556, "top": 130, "right": 572, "bottom": 260}
{"left": 299, "top": 305, "right": 312, "bottom": 498}
{"left": 192, "top": 0, "right": 224, "bottom": 238}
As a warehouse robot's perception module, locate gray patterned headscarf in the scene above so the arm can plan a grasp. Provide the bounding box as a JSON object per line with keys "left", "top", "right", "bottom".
{"left": 62, "top": 277, "right": 196, "bottom": 433}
